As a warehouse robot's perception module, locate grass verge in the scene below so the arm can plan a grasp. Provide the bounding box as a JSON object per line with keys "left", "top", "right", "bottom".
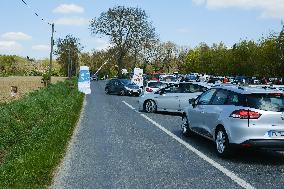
{"left": 0, "top": 79, "right": 84, "bottom": 188}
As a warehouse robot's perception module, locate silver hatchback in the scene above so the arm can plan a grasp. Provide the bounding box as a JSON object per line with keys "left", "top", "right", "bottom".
{"left": 139, "top": 82, "right": 210, "bottom": 113}
{"left": 182, "top": 85, "right": 284, "bottom": 157}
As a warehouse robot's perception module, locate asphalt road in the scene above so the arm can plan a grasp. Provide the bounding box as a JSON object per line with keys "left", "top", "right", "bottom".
{"left": 51, "top": 81, "right": 284, "bottom": 189}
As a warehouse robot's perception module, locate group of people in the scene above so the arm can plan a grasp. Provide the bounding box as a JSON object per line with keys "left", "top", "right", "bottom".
{"left": 261, "top": 77, "right": 283, "bottom": 85}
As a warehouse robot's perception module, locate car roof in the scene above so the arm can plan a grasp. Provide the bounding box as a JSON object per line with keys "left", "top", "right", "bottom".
{"left": 147, "top": 80, "right": 160, "bottom": 83}
{"left": 166, "top": 81, "right": 213, "bottom": 88}
{"left": 212, "top": 84, "right": 284, "bottom": 94}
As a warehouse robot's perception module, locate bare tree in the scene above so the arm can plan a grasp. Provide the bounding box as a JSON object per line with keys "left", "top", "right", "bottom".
{"left": 90, "top": 6, "right": 157, "bottom": 77}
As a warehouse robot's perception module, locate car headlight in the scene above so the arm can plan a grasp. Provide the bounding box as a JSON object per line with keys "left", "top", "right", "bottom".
{"left": 124, "top": 86, "right": 131, "bottom": 90}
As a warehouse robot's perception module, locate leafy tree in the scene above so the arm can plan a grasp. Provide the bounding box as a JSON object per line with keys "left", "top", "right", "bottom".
{"left": 160, "top": 41, "right": 178, "bottom": 73}
{"left": 90, "top": 6, "right": 157, "bottom": 78}
{"left": 0, "top": 55, "right": 16, "bottom": 75}
{"left": 55, "top": 35, "right": 83, "bottom": 77}
{"left": 37, "top": 58, "right": 62, "bottom": 76}
{"left": 180, "top": 28, "right": 284, "bottom": 78}
{"left": 275, "top": 25, "right": 284, "bottom": 77}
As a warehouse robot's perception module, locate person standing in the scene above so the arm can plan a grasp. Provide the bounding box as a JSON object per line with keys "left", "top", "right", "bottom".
{"left": 223, "top": 76, "right": 228, "bottom": 83}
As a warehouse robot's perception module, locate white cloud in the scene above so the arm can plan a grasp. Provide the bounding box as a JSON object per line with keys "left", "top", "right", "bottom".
{"left": 192, "top": 0, "right": 284, "bottom": 18}
{"left": 177, "top": 28, "right": 191, "bottom": 34}
{"left": 54, "top": 17, "right": 89, "bottom": 26}
{"left": 1, "top": 32, "right": 32, "bottom": 41}
{"left": 32, "top": 45, "right": 50, "bottom": 51}
{"left": 0, "top": 41, "right": 23, "bottom": 54}
{"left": 93, "top": 38, "right": 111, "bottom": 50}
{"left": 192, "top": 0, "right": 206, "bottom": 5}
{"left": 53, "top": 4, "right": 84, "bottom": 14}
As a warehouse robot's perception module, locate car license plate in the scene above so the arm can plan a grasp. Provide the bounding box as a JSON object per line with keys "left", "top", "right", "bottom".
{"left": 268, "top": 130, "right": 284, "bottom": 138}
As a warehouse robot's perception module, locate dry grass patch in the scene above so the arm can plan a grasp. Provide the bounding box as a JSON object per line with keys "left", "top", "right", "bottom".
{"left": 0, "top": 76, "right": 67, "bottom": 102}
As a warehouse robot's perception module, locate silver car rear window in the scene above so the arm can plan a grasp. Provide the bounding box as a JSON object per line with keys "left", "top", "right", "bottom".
{"left": 245, "top": 93, "right": 284, "bottom": 112}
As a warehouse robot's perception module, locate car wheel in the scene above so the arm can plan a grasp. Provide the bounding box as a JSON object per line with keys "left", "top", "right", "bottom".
{"left": 105, "top": 88, "right": 109, "bottom": 94}
{"left": 181, "top": 116, "right": 192, "bottom": 136}
{"left": 120, "top": 89, "right": 125, "bottom": 96}
{"left": 144, "top": 100, "right": 157, "bottom": 113}
{"left": 215, "top": 127, "right": 231, "bottom": 158}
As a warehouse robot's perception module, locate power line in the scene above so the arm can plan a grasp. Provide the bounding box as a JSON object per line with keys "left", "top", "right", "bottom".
{"left": 20, "top": 0, "right": 54, "bottom": 26}
{"left": 20, "top": 0, "right": 56, "bottom": 84}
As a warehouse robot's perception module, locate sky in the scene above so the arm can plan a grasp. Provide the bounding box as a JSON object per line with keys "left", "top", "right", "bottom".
{"left": 0, "top": 0, "right": 284, "bottom": 59}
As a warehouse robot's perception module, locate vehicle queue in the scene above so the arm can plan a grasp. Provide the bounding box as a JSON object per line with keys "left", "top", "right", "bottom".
{"left": 103, "top": 73, "right": 284, "bottom": 158}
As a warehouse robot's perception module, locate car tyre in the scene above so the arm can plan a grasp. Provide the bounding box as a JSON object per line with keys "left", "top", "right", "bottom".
{"left": 120, "top": 89, "right": 125, "bottom": 96}
{"left": 181, "top": 116, "right": 193, "bottom": 136}
{"left": 215, "top": 127, "right": 232, "bottom": 158}
{"left": 105, "top": 88, "right": 110, "bottom": 94}
{"left": 144, "top": 100, "right": 157, "bottom": 113}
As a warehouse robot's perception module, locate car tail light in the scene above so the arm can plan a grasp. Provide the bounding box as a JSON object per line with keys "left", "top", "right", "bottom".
{"left": 270, "top": 93, "right": 283, "bottom": 97}
{"left": 241, "top": 144, "right": 252, "bottom": 148}
{"left": 230, "top": 109, "right": 261, "bottom": 119}
{"left": 146, "top": 87, "right": 153, "bottom": 92}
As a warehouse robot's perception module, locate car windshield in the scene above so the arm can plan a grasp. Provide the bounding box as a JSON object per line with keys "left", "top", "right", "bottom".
{"left": 186, "top": 75, "right": 197, "bottom": 80}
{"left": 245, "top": 93, "right": 284, "bottom": 112}
{"left": 148, "top": 82, "right": 166, "bottom": 88}
{"left": 160, "top": 76, "right": 177, "bottom": 82}
{"left": 120, "top": 79, "right": 135, "bottom": 85}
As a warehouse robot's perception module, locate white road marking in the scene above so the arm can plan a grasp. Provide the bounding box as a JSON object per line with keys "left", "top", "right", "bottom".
{"left": 122, "top": 101, "right": 136, "bottom": 110}
{"left": 122, "top": 100, "right": 255, "bottom": 189}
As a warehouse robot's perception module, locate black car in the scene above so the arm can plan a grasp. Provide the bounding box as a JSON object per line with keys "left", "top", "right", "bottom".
{"left": 105, "top": 79, "right": 141, "bottom": 96}
{"left": 91, "top": 74, "right": 98, "bottom": 81}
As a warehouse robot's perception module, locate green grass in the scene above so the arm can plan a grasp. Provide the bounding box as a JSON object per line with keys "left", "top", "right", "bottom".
{"left": 0, "top": 79, "right": 84, "bottom": 188}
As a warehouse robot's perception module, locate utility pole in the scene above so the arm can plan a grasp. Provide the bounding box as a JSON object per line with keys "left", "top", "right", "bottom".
{"left": 48, "top": 23, "right": 55, "bottom": 85}
{"left": 70, "top": 53, "right": 73, "bottom": 77}
{"left": 67, "top": 49, "right": 71, "bottom": 78}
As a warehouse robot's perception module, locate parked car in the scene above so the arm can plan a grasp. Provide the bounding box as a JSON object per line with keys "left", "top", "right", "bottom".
{"left": 91, "top": 74, "right": 98, "bottom": 81}
{"left": 139, "top": 82, "right": 210, "bottom": 113}
{"left": 233, "top": 76, "right": 248, "bottom": 84}
{"left": 186, "top": 74, "right": 198, "bottom": 81}
{"left": 181, "top": 85, "right": 284, "bottom": 158}
{"left": 159, "top": 75, "right": 178, "bottom": 83}
{"left": 143, "top": 80, "right": 168, "bottom": 94}
{"left": 105, "top": 79, "right": 141, "bottom": 96}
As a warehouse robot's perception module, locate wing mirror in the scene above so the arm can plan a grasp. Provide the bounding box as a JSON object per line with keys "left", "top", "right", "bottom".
{"left": 159, "top": 89, "right": 165, "bottom": 95}
{"left": 189, "top": 98, "right": 197, "bottom": 107}
{"left": 157, "top": 88, "right": 166, "bottom": 95}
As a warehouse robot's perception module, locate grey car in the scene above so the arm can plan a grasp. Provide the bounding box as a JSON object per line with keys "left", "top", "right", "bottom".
{"left": 181, "top": 85, "right": 284, "bottom": 157}
{"left": 105, "top": 79, "right": 141, "bottom": 96}
{"left": 138, "top": 82, "right": 210, "bottom": 113}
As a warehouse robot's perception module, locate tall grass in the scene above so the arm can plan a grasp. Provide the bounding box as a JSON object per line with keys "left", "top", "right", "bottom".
{"left": 0, "top": 79, "right": 84, "bottom": 188}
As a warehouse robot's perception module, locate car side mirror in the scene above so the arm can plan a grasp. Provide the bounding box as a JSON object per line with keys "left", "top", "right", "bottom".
{"left": 159, "top": 89, "right": 165, "bottom": 95}
{"left": 188, "top": 98, "right": 194, "bottom": 104}
{"left": 189, "top": 98, "right": 197, "bottom": 107}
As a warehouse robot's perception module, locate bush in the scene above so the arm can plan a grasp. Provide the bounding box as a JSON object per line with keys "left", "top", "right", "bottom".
{"left": 41, "top": 73, "right": 50, "bottom": 87}
{"left": 0, "top": 79, "right": 84, "bottom": 188}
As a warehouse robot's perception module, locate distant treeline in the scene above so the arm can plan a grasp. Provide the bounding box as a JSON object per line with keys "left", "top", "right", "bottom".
{"left": 80, "top": 28, "right": 284, "bottom": 78}
{"left": 180, "top": 29, "right": 284, "bottom": 78}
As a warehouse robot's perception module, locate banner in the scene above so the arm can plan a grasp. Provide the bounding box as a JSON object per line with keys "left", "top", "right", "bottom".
{"left": 132, "top": 67, "right": 143, "bottom": 88}
{"left": 78, "top": 66, "right": 91, "bottom": 94}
